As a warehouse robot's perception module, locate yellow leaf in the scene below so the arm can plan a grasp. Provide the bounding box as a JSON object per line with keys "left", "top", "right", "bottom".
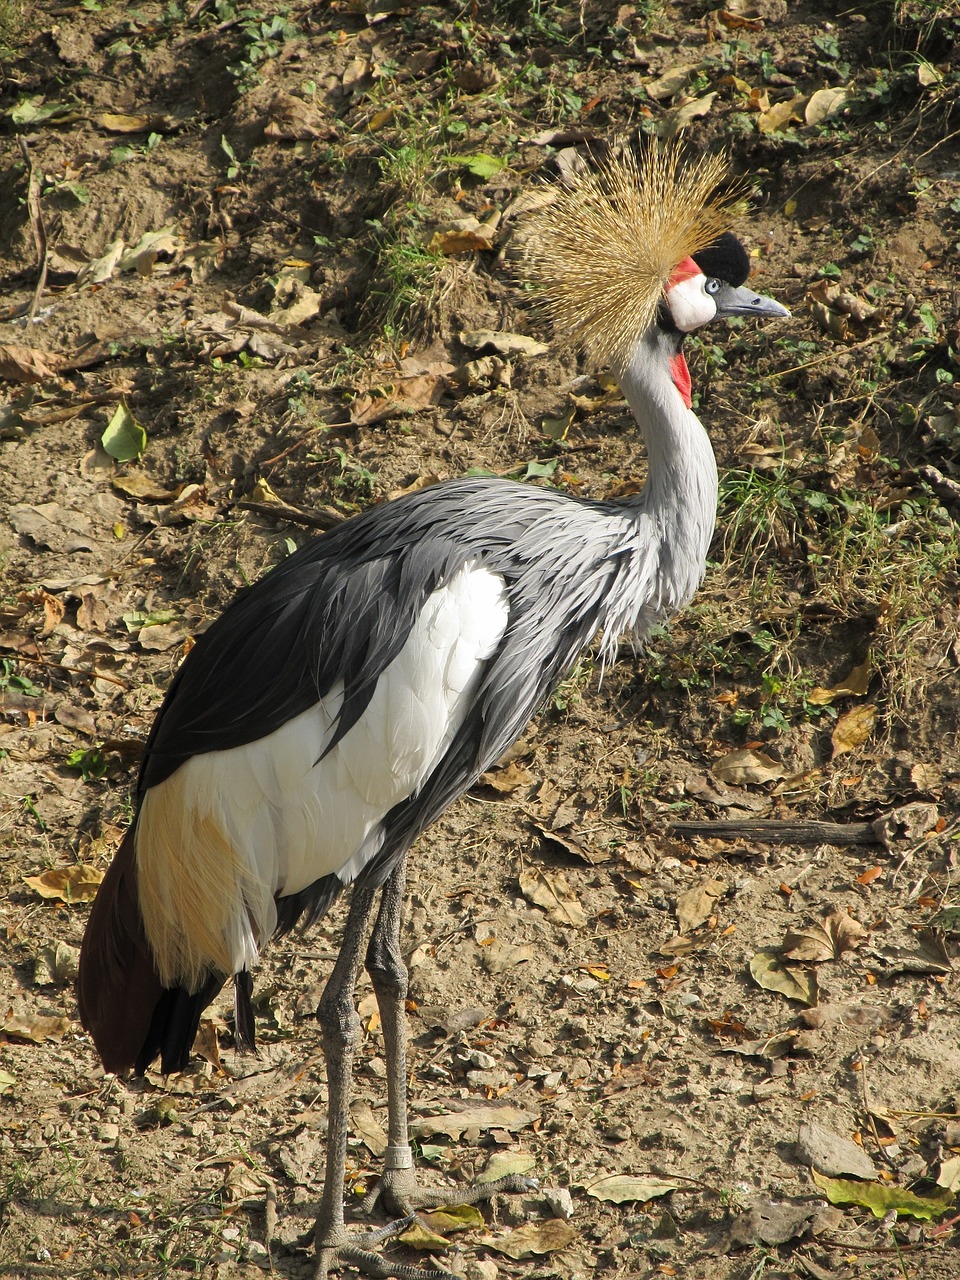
{"left": 758, "top": 95, "right": 805, "bottom": 134}
{"left": 831, "top": 704, "right": 876, "bottom": 757}
{"left": 23, "top": 864, "right": 103, "bottom": 903}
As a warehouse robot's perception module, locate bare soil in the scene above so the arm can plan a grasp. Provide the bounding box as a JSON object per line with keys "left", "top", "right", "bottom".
{"left": 2, "top": 3, "right": 960, "bottom": 1279}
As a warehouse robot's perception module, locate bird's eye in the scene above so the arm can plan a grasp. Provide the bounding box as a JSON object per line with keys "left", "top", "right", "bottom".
{"left": 705, "top": 278, "right": 722, "bottom": 295}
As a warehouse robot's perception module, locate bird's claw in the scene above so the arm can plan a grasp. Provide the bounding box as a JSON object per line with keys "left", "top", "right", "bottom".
{"left": 362, "top": 1164, "right": 539, "bottom": 1217}
{"left": 314, "top": 1216, "right": 468, "bottom": 1280}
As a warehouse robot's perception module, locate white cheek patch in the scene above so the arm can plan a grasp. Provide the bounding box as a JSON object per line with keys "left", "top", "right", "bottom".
{"left": 666, "top": 273, "right": 717, "bottom": 332}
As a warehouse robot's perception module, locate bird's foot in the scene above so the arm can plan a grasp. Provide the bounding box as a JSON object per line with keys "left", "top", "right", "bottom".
{"left": 361, "top": 1144, "right": 539, "bottom": 1218}
{"left": 314, "top": 1217, "right": 452, "bottom": 1280}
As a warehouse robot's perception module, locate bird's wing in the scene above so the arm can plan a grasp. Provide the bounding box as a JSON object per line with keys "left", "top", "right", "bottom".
{"left": 134, "top": 555, "right": 511, "bottom": 987}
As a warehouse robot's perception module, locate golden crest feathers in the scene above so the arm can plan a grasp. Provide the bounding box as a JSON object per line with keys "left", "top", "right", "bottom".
{"left": 523, "top": 141, "right": 740, "bottom": 368}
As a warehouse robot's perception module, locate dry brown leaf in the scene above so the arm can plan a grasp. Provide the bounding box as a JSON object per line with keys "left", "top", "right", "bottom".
{"left": 518, "top": 868, "right": 587, "bottom": 927}
{"left": 712, "top": 748, "right": 786, "bottom": 786}
{"left": 486, "top": 1218, "right": 577, "bottom": 1259}
{"left": 1, "top": 1012, "right": 70, "bottom": 1044}
{"left": 831, "top": 703, "right": 876, "bottom": 757}
{"left": 23, "top": 863, "right": 103, "bottom": 903}
{"left": 112, "top": 474, "right": 181, "bottom": 502}
{"left": 481, "top": 760, "right": 534, "bottom": 793}
{"left": 758, "top": 95, "right": 805, "bottom": 133}
{"left": 350, "top": 374, "right": 446, "bottom": 426}
{"left": 645, "top": 62, "right": 700, "bottom": 100}
{"left": 782, "top": 912, "right": 865, "bottom": 962}
{"left": 96, "top": 111, "right": 170, "bottom": 133}
{"left": 0, "top": 343, "right": 60, "bottom": 384}
{"left": 583, "top": 1173, "right": 681, "bottom": 1203}
{"left": 411, "top": 1104, "right": 537, "bottom": 1141}
{"left": 535, "top": 823, "right": 609, "bottom": 865}
{"left": 427, "top": 221, "right": 497, "bottom": 254}
{"left": 675, "top": 877, "right": 727, "bottom": 933}
{"left": 749, "top": 948, "right": 818, "bottom": 1006}
{"left": 805, "top": 87, "right": 849, "bottom": 125}
{"left": 663, "top": 91, "right": 717, "bottom": 134}
{"left": 808, "top": 658, "right": 871, "bottom": 705}
{"left": 459, "top": 329, "right": 549, "bottom": 358}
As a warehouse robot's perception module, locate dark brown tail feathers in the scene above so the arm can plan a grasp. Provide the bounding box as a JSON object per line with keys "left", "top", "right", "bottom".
{"left": 77, "top": 829, "right": 224, "bottom": 1075}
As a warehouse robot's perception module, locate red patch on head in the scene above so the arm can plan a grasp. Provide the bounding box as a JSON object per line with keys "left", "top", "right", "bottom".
{"left": 667, "top": 256, "right": 702, "bottom": 291}
{"left": 670, "top": 352, "right": 692, "bottom": 409}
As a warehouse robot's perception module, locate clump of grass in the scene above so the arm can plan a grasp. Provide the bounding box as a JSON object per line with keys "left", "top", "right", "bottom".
{"left": 717, "top": 448, "right": 960, "bottom": 725}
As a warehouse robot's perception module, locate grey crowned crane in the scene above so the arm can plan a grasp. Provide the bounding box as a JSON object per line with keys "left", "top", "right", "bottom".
{"left": 77, "top": 143, "right": 788, "bottom": 1279}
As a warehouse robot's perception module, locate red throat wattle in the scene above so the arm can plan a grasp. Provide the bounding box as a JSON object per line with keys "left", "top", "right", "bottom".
{"left": 670, "top": 352, "right": 692, "bottom": 409}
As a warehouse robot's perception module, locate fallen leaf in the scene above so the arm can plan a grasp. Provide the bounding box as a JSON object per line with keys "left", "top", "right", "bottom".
{"left": 518, "top": 868, "right": 587, "bottom": 927}
{"left": 486, "top": 1219, "right": 577, "bottom": 1259}
{"left": 350, "top": 374, "right": 446, "bottom": 426}
{"left": 662, "top": 91, "right": 717, "bottom": 135}
{"left": 0, "top": 343, "right": 60, "bottom": 384}
{"left": 459, "top": 329, "right": 548, "bottom": 358}
{"left": 96, "top": 110, "right": 170, "bottom": 133}
{"left": 805, "top": 87, "right": 849, "bottom": 126}
{"left": 782, "top": 912, "right": 865, "bottom": 962}
{"left": 758, "top": 95, "right": 805, "bottom": 133}
{"left": 478, "top": 1150, "right": 537, "bottom": 1184}
{"left": 872, "top": 802, "right": 939, "bottom": 847}
{"left": 112, "top": 473, "right": 180, "bottom": 502}
{"left": 23, "top": 863, "right": 103, "bottom": 903}
{"left": 33, "top": 941, "right": 80, "bottom": 986}
{"left": 583, "top": 1173, "right": 680, "bottom": 1204}
{"left": 76, "top": 238, "right": 125, "bottom": 286}
{"left": 401, "top": 1204, "right": 483, "bottom": 1249}
{"left": 808, "top": 658, "right": 871, "bottom": 705}
{"left": 937, "top": 1155, "right": 960, "bottom": 1193}
{"left": 831, "top": 704, "right": 876, "bottom": 757}
{"left": 645, "top": 62, "right": 700, "bottom": 100}
{"left": 351, "top": 1101, "right": 388, "bottom": 1156}
{"left": 810, "top": 1168, "right": 954, "bottom": 1221}
{"left": 1, "top": 1013, "right": 69, "bottom": 1044}
{"left": 749, "top": 948, "right": 818, "bottom": 1006}
{"left": 428, "top": 218, "right": 497, "bottom": 254}
{"left": 712, "top": 748, "right": 786, "bottom": 785}
{"left": 119, "top": 226, "right": 183, "bottom": 275}
{"left": 411, "top": 1104, "right": 537, "bottom": 1141}
{"left": 721, "top": 1196, "right": 833, "bottom": 1248}
{"left": 481, "top": 760, "right": 533, "bottom": 793}
{"left": 675, "top": 877, "right": 727, "bottom": 933}
{"left": 101, "top": 400, "right": 147, "bottom": 462}
{"left": 0, "top": 1069, "right": 14, "bottom": 1095}
{"left": 535, "top": 824, "right": 609, "bottom": 865}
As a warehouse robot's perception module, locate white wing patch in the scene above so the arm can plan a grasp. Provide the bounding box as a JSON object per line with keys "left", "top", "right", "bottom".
{"left": 136, "top": 561, "right": 510, "bottom": 988}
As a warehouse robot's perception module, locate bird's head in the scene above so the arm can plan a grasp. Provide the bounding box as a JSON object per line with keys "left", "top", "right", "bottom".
{"left": 663, "top": 231, "right": 789, "bottom": 334}
{"left": 524, "top": 143, "right": 788, "bottom": 376}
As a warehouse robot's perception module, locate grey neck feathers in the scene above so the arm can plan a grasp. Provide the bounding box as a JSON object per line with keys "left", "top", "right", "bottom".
{"left": 614, "top": 329, "right": 719, "bottom": 616}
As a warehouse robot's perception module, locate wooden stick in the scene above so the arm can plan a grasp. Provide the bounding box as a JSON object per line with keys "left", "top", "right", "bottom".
{"left": 17, "top": 137, "right": 48, "bottom": 325}
{"left": 670, "top": 819, "right": 879, "bottom": 846}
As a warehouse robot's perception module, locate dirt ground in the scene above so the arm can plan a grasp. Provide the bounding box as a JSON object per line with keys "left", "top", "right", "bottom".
{"left": 2, "top": 2, "right": 960, "bottom": 1278}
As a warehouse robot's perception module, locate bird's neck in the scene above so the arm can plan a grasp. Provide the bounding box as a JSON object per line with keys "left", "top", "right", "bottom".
{"left": 615, "top": 330, "right": 719, "bottom": 614}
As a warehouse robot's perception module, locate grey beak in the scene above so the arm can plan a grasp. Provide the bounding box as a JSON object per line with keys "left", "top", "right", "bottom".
{"left": 714, "top": 282, "right": 791, "bottom": 321}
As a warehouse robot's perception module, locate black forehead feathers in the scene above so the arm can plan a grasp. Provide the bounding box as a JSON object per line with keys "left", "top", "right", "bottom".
{"left": 692, "top": 231, "right": 750, "bottom": 287}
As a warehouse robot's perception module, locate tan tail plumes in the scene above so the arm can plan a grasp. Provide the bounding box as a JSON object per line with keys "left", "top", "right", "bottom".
{"left": 523, "top": 140, "right": 741, "bottom": 368}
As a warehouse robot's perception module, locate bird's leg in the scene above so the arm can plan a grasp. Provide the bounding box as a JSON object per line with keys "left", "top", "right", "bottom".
{"left": 362, "top": 857, "right": 537, "bottom": 1220}
{"left": 313, "top": 877, "right": 467, "bottom": 1280}
{"left": 313, "top": 881, "right": 402, "bottom": 1279}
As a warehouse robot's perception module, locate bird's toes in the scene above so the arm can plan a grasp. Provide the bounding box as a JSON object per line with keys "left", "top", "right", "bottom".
{"left": 313, "top": 1235, "right": 456, "bottom": 1280}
